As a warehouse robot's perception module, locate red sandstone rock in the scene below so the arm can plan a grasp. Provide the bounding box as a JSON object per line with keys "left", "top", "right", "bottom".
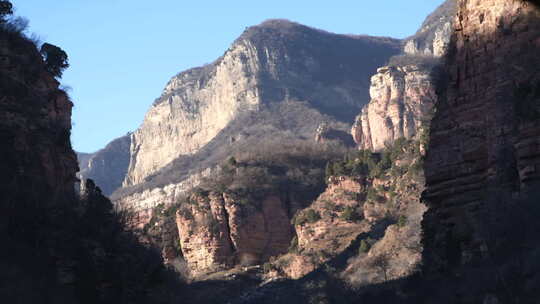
{"left": 176, "top": 192, "right": 293, "bottom": 275}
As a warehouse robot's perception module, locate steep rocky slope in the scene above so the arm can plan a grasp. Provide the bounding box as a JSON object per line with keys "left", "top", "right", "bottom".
{"left": 113, "top": 101, "right": 351, "bottom": 208}
{"left": 144, "top": 140, "right": 344, "bottom": 277}
{"left": 421, "top": 0, "right": 540, "bottom": 301}
{"left": 273, "top": 1, "right": 456, "bottom": 285}
{"left": 111, "top": 20, "right": 400, "bottom": 202}
{"left": 269, "top": 139, "right": 426, "bottom": 283}
{"left": 403, "top": 0, "right": 457, "bottom": 57}
{"left": 77, "top": 134, "right": 131, "bottom": 195}
{"left": 142, "top": 136, "right": 426, "bottom": 282}
{"left": 0, "top": 25, "right": 78, "bottom": 229}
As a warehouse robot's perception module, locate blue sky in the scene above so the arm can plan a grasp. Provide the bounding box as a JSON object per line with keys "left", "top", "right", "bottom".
{"left": 13, "top": 0, "right": 445, "bottom": 153}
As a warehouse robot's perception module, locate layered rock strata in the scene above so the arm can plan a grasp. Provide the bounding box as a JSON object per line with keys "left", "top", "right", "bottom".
{"left": 422, "top": 0, "right": 540, "bottom": 294}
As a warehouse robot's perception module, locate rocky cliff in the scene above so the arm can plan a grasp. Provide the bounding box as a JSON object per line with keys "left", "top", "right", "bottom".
{"left": 1, "top": 13, "right": 183, "bottom": 302}
{"left": 77, "top": 134, "right": 131, "bottom": 195}
{"left": 112, "top": 11, "right": 446, "bottom": 282}
{"left": 119, "top": 1, "right": 538, "bottom": 302}
{"left": 139, "top": 140, "right": 340, "bottom": 277}
{"left": 403, "top": 0, "right": 457, "bottom": 57}
{"left": 350, "top": 1, "right": 456, "bottom": 152}
{"left": 351, "top": 65, "right": 436, "bottom": 151}
{"left": 277, "top": 178, "right": 370, "bottom": 279}
{"left": 214, "top": 1, "right": 540, "bottom": 297}
{"left": 113, "top": 101, "right": 349, "bottom": 211}
{"left": 159, "top": 135, "right": 426, "bottom": 281}
{"left": 120, "top": 19, "right": 400, "bottom": 194}
{"left": 422, "top": 0, "right": 540, "bottom": 301}
{"left": 0, "top": 27, "right": 78, "bottom": 221}
{"left": 176, "top": 192, "right": 294, "bottom": 276}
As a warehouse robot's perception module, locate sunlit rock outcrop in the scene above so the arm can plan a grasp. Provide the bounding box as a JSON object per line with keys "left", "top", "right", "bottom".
{"left": 351, "top": 65, "right": 436, "bottom": 151}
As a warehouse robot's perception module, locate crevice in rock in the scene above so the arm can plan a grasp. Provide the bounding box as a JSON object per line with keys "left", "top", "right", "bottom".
{"left": 221, "top": 194, "right": 238, "bottom": 260}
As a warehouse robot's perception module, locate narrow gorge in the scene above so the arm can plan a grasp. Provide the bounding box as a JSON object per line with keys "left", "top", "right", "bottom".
{"left": 3, "top": 0, "right": 539, "bottom": 303}
{"left": 79, "top": 0, "right": 459, "bottom": 284}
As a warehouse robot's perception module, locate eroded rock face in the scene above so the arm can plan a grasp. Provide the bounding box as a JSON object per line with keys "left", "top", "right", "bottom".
{"left": 351, "top": 65, "right": 436, "bottom": 151}
{"left": 176, "top": 194, "right": 235, "bottom": 274}
{"left": 224, "top": 194, "right": 293, "bottom": 266}
{"left": 176, "top": 192, "right": 293, "bottom": 275}
{"left": 422, "top": 0, "right": 540, "bottom": 285}
{"left": 122, "top": 19, "right": 401, "bottom": 188}
{"left": 124, "top": 42, "right": 261, "bottom": 187}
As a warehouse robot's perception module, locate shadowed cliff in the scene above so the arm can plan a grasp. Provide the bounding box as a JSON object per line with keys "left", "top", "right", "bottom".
{"left": 0, "top": 8, "right": 183, "bottom": 303}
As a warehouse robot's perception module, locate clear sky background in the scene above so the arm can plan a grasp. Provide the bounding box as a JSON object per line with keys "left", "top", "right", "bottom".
{"left": 12, "top": 0, "right": 445, "bottom": 153}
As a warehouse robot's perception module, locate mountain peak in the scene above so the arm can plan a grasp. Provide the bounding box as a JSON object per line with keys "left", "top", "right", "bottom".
{"left": 241, "top": 19, "right": 400, "bottom": 42}
{"left": 237, "top": 18, "right": 320, "bottom": 44}
{"left": 256, "top": 18, "right": 303, "bottom": 29}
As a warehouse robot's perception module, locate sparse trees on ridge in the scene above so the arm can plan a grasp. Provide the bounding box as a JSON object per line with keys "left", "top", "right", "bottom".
{"left": 40, "top": 43, "right": 69, "bottom": 78}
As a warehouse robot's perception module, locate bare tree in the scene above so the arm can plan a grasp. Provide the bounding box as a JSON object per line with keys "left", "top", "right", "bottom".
{"left": 370, "top": 253, "right": 391, "bottom": 282}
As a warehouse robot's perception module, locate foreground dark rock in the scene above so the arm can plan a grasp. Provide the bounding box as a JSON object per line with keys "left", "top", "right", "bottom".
{"left": 422, "top": 0, "right": 540, "bottom": 302}
{"left": 0, "top": 18, "right": 182, "bottom": 304}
